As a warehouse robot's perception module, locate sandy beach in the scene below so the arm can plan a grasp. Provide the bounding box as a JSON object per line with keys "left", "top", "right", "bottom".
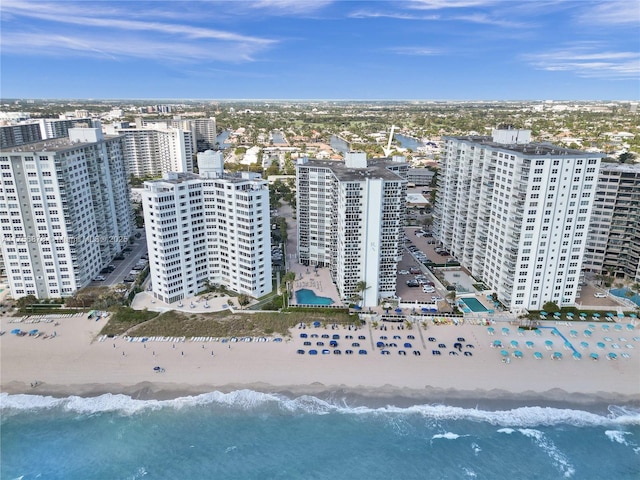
{"left": 1, "top": 312, "right": 639, "bottom": 406}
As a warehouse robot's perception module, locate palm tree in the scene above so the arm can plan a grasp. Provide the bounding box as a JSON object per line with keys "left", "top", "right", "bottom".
{"left": 355, "top": 280, "right": 368, "bottom": 306}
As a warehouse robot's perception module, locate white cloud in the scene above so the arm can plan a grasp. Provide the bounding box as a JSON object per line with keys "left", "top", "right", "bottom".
{"left": 524, "top": 44, "right": 640, "bottom": 79}
{"left": 576, "top": 0, "right": 640, "bottom": 26}
{"left": 407, "top": 0, "right": 499, "bottom": 9}
{"left": 0, "top": 0, "right": 276, "bottom": 62}
{"left": 349, "top": 10, "right": 440, "bottom": 20}
{"left": 247, "top": 0, "right": 335, "bottom": 14}
{"left": 389, "top": 46, "right": 443, "bottom": 56}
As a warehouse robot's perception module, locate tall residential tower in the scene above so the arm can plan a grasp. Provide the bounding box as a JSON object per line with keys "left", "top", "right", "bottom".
{"left": 433, "top": 128, "right": 604, "bottom": 311}
{"left": 296, "top": 152, "right": 407, "bottom": 307}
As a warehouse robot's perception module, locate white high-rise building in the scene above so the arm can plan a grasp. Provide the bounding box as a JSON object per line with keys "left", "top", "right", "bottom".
{"left": 105, "top": 124, "right": 195, "bottom": 177}
{"left": 0, "top": 128, "right": 133, "bottom": 299}
{"left": 584, "top": 163, "right": 640, "bottom": 282}
{"left": 433, "top": 128, "right": 604, "bottom": 311}
{"left": 296, "top": 152, "right": 407, "bottom": 307}
{"left": 142, "top": 151, "right": 272, "bottom": 303}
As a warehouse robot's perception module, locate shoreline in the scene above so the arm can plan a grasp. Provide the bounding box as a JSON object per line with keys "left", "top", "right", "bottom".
{"left": 4, "top": 381, "right": 639, "bottom": 413}
{"left": 2, "top": 313, "right": 639, "bottom": 412}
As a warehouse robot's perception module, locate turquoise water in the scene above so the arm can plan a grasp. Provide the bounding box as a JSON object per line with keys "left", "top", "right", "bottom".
{"left": 610, "top": 288, "right": 640, "bottom": 307}
{"left": 2, "top": 392, "right": 639, "bottom": 480}
{"left": 295, "top": 288, "right": 334, "bottom": 305}
{"left": 460, "top": 297, "right": 489, "bottom": 312}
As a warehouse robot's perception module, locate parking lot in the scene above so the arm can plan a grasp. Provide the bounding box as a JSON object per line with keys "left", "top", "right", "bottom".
{"left": 90, "top": 228, "right": 148, "bottom": 287}
{"left": 396, "top": 227, "right": 450, "bottom": 305}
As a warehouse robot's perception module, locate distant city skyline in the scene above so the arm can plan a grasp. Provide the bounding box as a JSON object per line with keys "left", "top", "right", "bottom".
{"left": 1, "top": 0, "right": 639, "bottom": 101}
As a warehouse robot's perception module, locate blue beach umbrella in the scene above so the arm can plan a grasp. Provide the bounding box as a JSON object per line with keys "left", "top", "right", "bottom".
{"left": 534, "top": 352, "right": 543, "bottom": 359}
{"left": 606, "top": 312, "right": 614, "bottom": 318}
{"left": 500, "top": 349, "right": 509, "bottom": 357}
{"left": 593, "top": 313, "right": 601, "bottom": 318}
{"left": 564, "top": 341, "right": 572, "bottom": 350}
{"left": 627, "top": 324, "right": 635, "bottom": 331}
{"left": 566, "top": 312, "right": 575, "bottom": 318}
{"left": 501, "top": 327, "right": 510, "bottom": 335}
{"left": 590, "top": 353, "right": 599, "bottom": 360}
{"left": 540, "top": 311, "right": 548, "bottom": 316}
{"left": 553, "top": 352, "right": 563, "bottom": 360}
{"left": 617, "top": 313, "right": 625, "bottom": 319}
{"left": 313, "top": 321, "right": 321, "bottom": 328}
{"left": 510, "top": 340, "right": 519, "bottom": 348}
{"left": 588, "top": 324, "right": 596, "bottom": 329}
{"left": 584, "top": 329, "right": 592, "bottom": 337}
{"left": 630, "top": 313, "right": 637, "bottom": 319}
{"left": 596, "top": 342, "right": 605, "bottom": 349}
{"left": 602, "top": 324, "right": 610, "bottom": 331}
{"left": 570, "top": 330, "right": 578, "bottom": 337}
{"left": 579, "top": 312, "right": 587, "bottom": 318}
{"left": 487, "top": 327, "right": 495, "bottom": 335}
{"left": 513, "top": 350, "right": 523, "bottom": 358}
{"left": 493, "top": 340, "right": 503, "bottom": 348}
{"left": 10, "top": 328, "right": 21, "bottom": 335}
{"left": 534, "top": 329, "right": 542, "bottom": 336}
{"left": 573, "top": 351, "right": 582, "bottom": 360}
{"left": 614, "top": 324, "right": 623, "bottom": 331}
{"left": 608, "top": 352, "right": 618, "bottom": 360}
{"left": 526, "top": 341, "right": 534, "bottom": 349}
{"left": 545, "top": 340, "right": 553, "bottom": 347}
{"left": 580, "top": 341, "right": 589, "bottom": 349}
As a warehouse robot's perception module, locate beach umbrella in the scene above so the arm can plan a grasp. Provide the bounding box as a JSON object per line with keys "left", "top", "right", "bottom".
{"left": 513, "top": 350, "right": 523, "bottom": 359}
{"left": 552, "top": 351, "right": 563, "bottom": 360}
{"left": 590, "top": 353, "right": 599, "bottom": 361}
{"left": 487, "top": 327, "right": 495, "bottom": 335}
{"left": 526, "top": 341, "right": 534, "bottom": 349}
{"left": 584, "top": 329, "right": 592, "bottom": 337}
{"left": 313, "top": 321, "right": 321, "bottom": 328}
{"left": 553, "top": 312, "right": 561, "bottom": 318}
{"left": 566, "top": 312, "right": 575, "bottom": 318}
{"left": 573, "top": 352, "right": 582, "bottom": 360}
{"left": 395, "top": 308, "right": 402, "bottom": 314}
{"left": 608, "top": 352, "right": 618, "bottom": 360}
{"left": 534, "top": 329, "right": 542, "bottom": 336}
{"left": 10, "top": 328, "right": 21, "bottom": 335}
{"left": 588, "top": 324, "right": 596, "bottom": 329}
{"left": 627, "top": 324, "right": 635, "bottom": 331}
{"left": 534, "top": 352, "right": 543, "bottom": 360}
{"left": 596, "top": 342, "right": 605, "bottom": 349}
{"left": 540, "top": 311, "right": 548, "bottom": 316}
{"left": 493, "top": 340, "right": 503, "bottom": 348}
{"left": 544, "top": 340, "right": 553, "bottom": 348}
{"left": 500, "top": 349, "right": 509, "bottom": 357}
{"left": 580, "top": 341, "right": 589, "bottom": 349}
{"left": 564, "top": 341, "right": 573, "bottom": 350}
{"left": 614, "top": 324, "right": 623, "bottom": 331}
{"left": 517, "top": 327, "right": 525, "bottom": 335}
{"left": 550, "top": 329, "right": 558, "bottom": 336}
{"left": 602, "top": 324, "right": 610, "bottom": 331}
{"left": 593, "top": 313, "right": 601, "bottom": 318}
{"left": 510, "top": 340, "right": 519, "bottom": 348}
{"left": 630, "top": 313, "right": 637, "bottom": 319}
{"left": 617, "top": 313, "right": 625, "bottom": 319}
{"left": 606, "top": 312, "right": 614, "bottom": 318}
{"left": 501, "top": 327, "right": 510, "bottom": 336}
{"left": 579, "top": 313, "right": 587, "bottom": 318}
{"left": 29, "top": 329, "right": 38, "bottom": 335}
{"left": 569, "top": 330, "right": 578, "bottom": 338}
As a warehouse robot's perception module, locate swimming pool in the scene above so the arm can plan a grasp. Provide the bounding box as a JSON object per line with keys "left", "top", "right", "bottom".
{"left": 460, "top": 297, "right": 488, "bottom": 313}
{"left": 610, "top": 288, "right": 640, "bottom": 307}
{"left": 295, "top": 289, "right": 335, "bottom": 305}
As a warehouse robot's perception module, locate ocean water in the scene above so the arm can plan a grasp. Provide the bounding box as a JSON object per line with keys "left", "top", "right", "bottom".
{"left": 2, "top": 391, "right": 639, "bottom": 480}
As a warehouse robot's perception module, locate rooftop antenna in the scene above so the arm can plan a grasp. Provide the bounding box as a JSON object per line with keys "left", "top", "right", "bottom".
{"left": 382, "top": 125, "right": 396, "bottom": 157}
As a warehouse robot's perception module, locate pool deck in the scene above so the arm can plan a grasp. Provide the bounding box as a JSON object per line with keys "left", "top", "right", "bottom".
{"left": 289, "top": 264, "right": 343, "bottom": 307}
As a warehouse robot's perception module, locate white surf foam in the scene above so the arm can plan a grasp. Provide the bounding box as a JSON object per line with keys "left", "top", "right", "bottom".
{"left": 519, "top": 429, "right": 575, "bottom": 478}
{"left": 432, "top": 432, "right": 466, "bottom": 440}
{"left": 2, "top": 391, "right": 639, "bottom": 429}
{"left": 605, "top": 430, "right": 631, "bottom": 445}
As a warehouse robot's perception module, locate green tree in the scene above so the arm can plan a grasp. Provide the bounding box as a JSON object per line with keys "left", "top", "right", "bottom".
{"left": 542, "top": 301, "right": 560, "bottom": 313}
{"left": 16, "top": 294, "right": 38, "bottom": 310}
{"left": 238, "top": 294, "right": 251, "bottom": 310}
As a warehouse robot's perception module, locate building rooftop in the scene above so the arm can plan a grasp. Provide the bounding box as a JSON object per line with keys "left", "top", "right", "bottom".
{"left": 598, "top": 162, "right": 640, "bottom": 173}
{"left": 444, "top": 135, "right": 604, "bottom": 157}
{"left": 0, "top": 134, "right": 120, "bottom": 154}
{"left": 298, "top": 157, "right": 407, "bottom": 182}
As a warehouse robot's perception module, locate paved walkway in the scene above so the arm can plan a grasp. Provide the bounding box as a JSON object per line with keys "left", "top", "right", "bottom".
{"left": 131, "top": 291, "right": 237, "bottom": 314}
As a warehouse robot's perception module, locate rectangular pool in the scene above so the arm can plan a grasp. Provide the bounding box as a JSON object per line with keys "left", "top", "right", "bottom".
{"left": 460, "top": 297, "right": 488, "bottom": 313}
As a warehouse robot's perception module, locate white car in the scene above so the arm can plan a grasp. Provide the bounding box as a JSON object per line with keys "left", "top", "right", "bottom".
{"left": 594, "top": 293, "right": 607, "bottom": 298}
{"left": 423, "top": 287, "right": 435, "bottom": 293}
{"left": 93, "top": 275, "right": 106, "bottom": 281}
{"left": 398, "top": 270, "right": 410, "bottom": 275}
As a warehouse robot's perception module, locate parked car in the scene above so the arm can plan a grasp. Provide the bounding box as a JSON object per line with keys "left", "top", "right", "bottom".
{"left": 398, "top": 270, "right": 410, "bottom": 275}
{"left": 409, "top": 267, "right": 420, "bottom": 274}
{"left": 594, "top": 293, "right": 607, "bottom": 298}
{"left": 407, "top": 280, "right": 420, "bottom": 288}
{"left": 93, "top": 275, "right": 106, "bottom": 281}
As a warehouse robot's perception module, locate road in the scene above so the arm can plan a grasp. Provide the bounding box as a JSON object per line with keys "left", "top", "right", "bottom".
{"left": 90, "top": 228, "right": 148, "bottom": 287}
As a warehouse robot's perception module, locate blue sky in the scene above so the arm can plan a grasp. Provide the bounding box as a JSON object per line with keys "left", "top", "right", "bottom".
{"left": 1, "top": 0, "right": 639, "bottom": 100}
